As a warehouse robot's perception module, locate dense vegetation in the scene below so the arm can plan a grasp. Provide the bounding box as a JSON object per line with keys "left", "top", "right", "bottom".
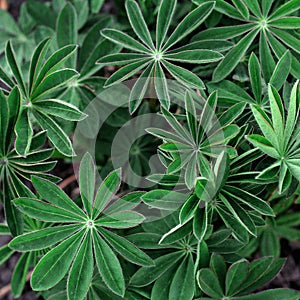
{"left": 0, "top": 0, "right": 300, "bottom": 299}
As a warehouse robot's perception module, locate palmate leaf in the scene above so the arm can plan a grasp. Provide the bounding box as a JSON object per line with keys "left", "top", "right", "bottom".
{"left": 148, "top": 91, "right": 239, "bottom": 189}
{"left": 9, "top": 154, "right": 150, "bottom": 298}
{"left": 247, "top": 81, "right": 300, "bottom": 193}
{"left": 0, "top": 40, "right": 85, "bottom": 157}
{"left": 194, "top": 0, "right": 300, "bottom": 81}
{"left": 99, "top": 0, "right": 222, "bottom": 113}
{"left": 197, "top": 257, "right": 299, "bottom": 299}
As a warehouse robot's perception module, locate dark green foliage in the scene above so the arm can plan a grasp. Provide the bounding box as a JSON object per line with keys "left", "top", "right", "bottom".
{"left": 0, "top": 0, "right": 299, "bottom": 299}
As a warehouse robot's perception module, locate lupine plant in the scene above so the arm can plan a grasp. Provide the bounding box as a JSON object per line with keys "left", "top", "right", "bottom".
{"left": 0, "top": 0, "right": 300, "bottom": 300}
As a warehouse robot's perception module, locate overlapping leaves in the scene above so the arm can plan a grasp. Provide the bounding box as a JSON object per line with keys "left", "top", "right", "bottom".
{"left": 193, "top": 0, "right": 300, "bottom": 81}
{"left": 98, "top": 0, "right": 224, "bottom": 113}
{"left": 247, "top": 81, "right": 300, "bottom": 194}
{"left": 0, "top": 40, "right": 86, "bottom": 157}
{"left": 9, "top": 153, "right": 152, "bottom": 299}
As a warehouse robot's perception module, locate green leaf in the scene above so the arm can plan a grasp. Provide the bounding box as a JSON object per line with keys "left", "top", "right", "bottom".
{"left": 179, "top": 194, "right": 200, "bottom": 224}
{"left": 57, "top": 3, "right": 77, "bottom": 48}
{"left": 223, "top": 186, "right": 274, "bottom": 216}
{"left": 251, "top": 104, "right": 278, "bottom": 149}
{"left": 242, "top": 0, "right": 261, "bottom": 17}
{"left": 131, "top": 252, "right": 184, "bottom": 287}
{"left": 6, "top": 41, "right": 27, "bottom": 95}
{"left": 237, "top": 257, "right": 285, "bottom": 294}
{"left": 67, "top": 231, "right": 93, "bottom": 300}
{"left": 96, "top": 211, "right": 145, "bottom": 229}
{"left": 285, "top": 81, "right": 299, "bottom": 147}
{"left": 156, "top": 0, "right": 177, "bottom": 50}
{"left": 163, "top": 60, "right": 204, "bottom": 88}
{"left": 11, "top": 252, "right": 31, "bottom": 298}
{"left": 80, "top": 39, "right": 121, "bottom": 79}
{"left": 197, "top": 268, "right": 224, "bottom": 298}
{"left": 260, "top": 230, "right": 280, "bottom": 257}
{"left": 31, "top": 176, "right": 85, "bottom": 217}
{"left": 270, "top": 50, "right": 291, "bottom": 90}
{"left": 130, "top": 62, "right": 154, "bottom": 113}
{"left": 33, "top": 109, "right": 74, "bottom": 156}
{"left": 125, "top": 0, "right": 155, "bottom": 50}
{"left": 269, "top": 0, "right": 300, "bottom": 20}
{"left": 151, "top": 264, "right": 177, "bottom": 300}
{"left": 169, "top": 254, "right": 195, "bottom": 300}
{"left": 142, "top": 189, "right": 186, "bottom": 211}
{"left": 79, "top": 153, "right": 95, "bottom": 217}
{"left": 101, "top": 29, "right": 150, "bottom": 53}
{"left": 154, "top": 62, "right": 170, "bottom": 110}
{"left": 213, "top": 29, "right": 259, "bottom": 82}
{"left": 159, "top": 221, "right": 193, "bottom": 245}
{"left": 99, "top": 227, "right": 154, "bottom": 266}
{"left": 98, "top": 53, "right": 148, "bottom": 66}
{"left": 31, "top": 68, "right": 79, "bottom": 101}
{"left": 166, "top": 50, "right": 223, "bottom": 64}
{"left": 0, "top": 90, "right": 9, "bottom": 154}
{"left": 90, "top": 0, "right": 104, "bottom": 13}
{"left": 93, "top": 168, "right": 121, "bottom": 218}
{"left": 13, "top": 198, "right": 85, "bottom": 223}
{"left": 15, "top": 108, "right": 33, "bottom": 157}
{"left": 225, "top": 259, "right": 249, "bottom": 296}
{"left": 246, "top": 134, "right": 279, "bottom": 159}
{"left": 31, "top": 230, "right": 85, "bottom": 291}
{"left": 93, "top": 230, "right": 125, "bottom": 296}
{"left": 248, "top": 53, "right": 262, "bottom": 103}
{"left": 193, "top": 205, "right": 208, "bottom": 242}
{"left": 29, "top": 38, "right": 51, "bottom": 93}
{"left": 104, "top": 60, "right": 151, "bottom": 87}
{"left": 235, "top": 288, "right": 300, "bottom": 300}
{"left": 0, "top": 245, "right": 14, "bottom": 265}
{"left": 193, "top": 24, "right": 254, "bottom": 41}
{"left": 232, "top": 0, "right": 249, "bottom": 19}
{"left": 162, "top": 1, "right": 215, "bottom": 50}
{"left": 34, "top": 99, "right": 87, "bottom": 121}
{"left": 270, "top": 17, "right": 300, "bottom": 29}
{"left": 9, "top": 224, "right": 82, "bottom": 251}
{"left": 32, "top": 45, "right": 78, "bottom": 93}
{"left": 268, "top": 84, "right": 284, "bottom": 143}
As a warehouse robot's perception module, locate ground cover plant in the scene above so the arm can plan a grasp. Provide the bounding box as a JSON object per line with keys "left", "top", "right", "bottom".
{"left": 0, "top": 0, "right": 300, "bottom": 299}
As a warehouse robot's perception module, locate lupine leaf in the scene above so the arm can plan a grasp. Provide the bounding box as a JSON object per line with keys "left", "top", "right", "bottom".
{"left": 93, "top": 231, "right": 125, "bottom": 296}
{"left": 31, "top": 230, "right": 85, "bottom": 291}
